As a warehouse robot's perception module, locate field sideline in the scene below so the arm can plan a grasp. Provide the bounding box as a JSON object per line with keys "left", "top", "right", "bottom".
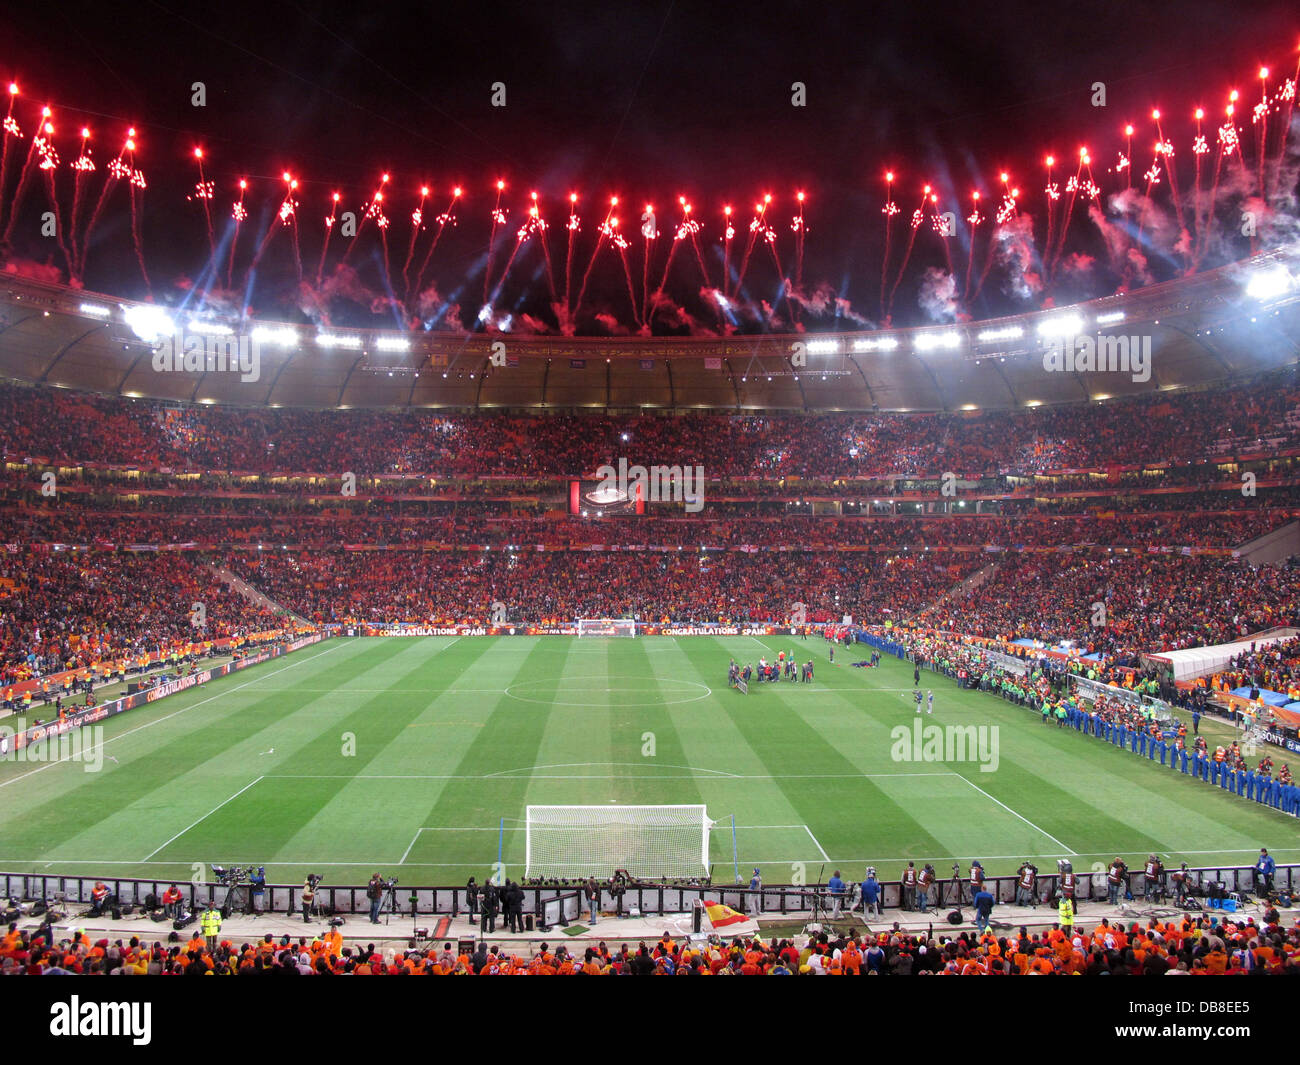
{"left": 0, "top": 634, "right": 1295, "bottom": 887}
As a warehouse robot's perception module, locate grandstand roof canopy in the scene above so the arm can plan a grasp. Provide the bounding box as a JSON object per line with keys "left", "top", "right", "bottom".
{"left": 1145, "top": 627, "right": 1300, "bottom": 681}
{"left": 1, "top": 251, "right": 1296, "bottom": 412}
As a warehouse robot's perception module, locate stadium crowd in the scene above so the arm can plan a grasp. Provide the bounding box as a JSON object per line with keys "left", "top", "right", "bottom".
{"left": 0, "top": 512, "right": 1284, "bottom": 553}
{"left": 0, "top": 509, "right": 1291, "bottom": 550}
{"left": 918, "top": 554, "right": 1300, "bottom": 655}
{"left": 0, "top": 552, "right": 277, "bottom": 685}
{"left": 225, "top": 548, "right": 978, "bottom": 626}
{"left": 1, "top": 546, "right": 1296, "bottom": 681}
{"left": 2, "top": 373, "right": 1296, "bottom": 478}
{"left": 4, "top": 914, "right": 1297, "bottom": 974}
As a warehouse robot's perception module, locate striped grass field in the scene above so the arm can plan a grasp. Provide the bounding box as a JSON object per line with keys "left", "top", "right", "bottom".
{"left": 0, "top": 634, "right": 1295, "bottom": 888}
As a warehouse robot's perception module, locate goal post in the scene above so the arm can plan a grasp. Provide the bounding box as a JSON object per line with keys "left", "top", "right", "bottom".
{"left": 525, "top": 804, "right": 711, "bottom": 878}
{"left": 576, "top": 618, "right": 637, "bottom": 637}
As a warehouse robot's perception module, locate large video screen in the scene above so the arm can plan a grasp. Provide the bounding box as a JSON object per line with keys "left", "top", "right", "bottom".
{"left": 568, "top": 479, "right": 644, "bottom": 517}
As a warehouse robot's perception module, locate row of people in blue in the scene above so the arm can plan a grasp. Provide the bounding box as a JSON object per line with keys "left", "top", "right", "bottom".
{"left": 1058, "top": 702, "right": 1299, "bottom": 815}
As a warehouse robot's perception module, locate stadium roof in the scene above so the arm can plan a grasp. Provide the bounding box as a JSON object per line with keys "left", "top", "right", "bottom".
{"left": 1, "top": 250, "right": 1296, "bottom": 412}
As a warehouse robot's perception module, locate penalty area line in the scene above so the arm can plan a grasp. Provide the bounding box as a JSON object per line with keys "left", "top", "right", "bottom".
{"left": 803, "top": 825, "right": 831, "bottom": 862}
{"left": 956, "top": 775, "right": 1077, "bottom": 856}
{"left": 141, "top": 776, "right": 265, "bottom": 861}
{"left": 400, "top": 825, "right": 514, "bottom": 864}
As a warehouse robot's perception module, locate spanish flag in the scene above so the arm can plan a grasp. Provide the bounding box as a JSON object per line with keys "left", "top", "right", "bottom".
{"left": 705, "top": 902, "right": 747, "bottom": 928}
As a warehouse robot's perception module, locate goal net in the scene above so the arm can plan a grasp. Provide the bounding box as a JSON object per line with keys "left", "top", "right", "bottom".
{"left": 576, "top": 618, "right": 637, "bottom": 637}
{"left": 525, "top": 804, "right": 711, "bottom": 878}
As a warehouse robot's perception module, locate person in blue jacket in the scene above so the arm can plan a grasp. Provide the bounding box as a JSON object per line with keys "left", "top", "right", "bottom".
{"left": 826, "top": 869, "right": 846, "bottom": 917}
{"left": 973, "top": 887, "right": 995, "bottom": 934}
{"left": 1253, "top": 849, "right": 1276, "bottom": 895}
{"left": 860, "top": 867, "right": 881, "bottom": 917}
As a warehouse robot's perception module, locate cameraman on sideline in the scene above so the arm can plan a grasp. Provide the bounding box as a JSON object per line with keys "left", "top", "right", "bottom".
{"left": 249, "top": 866, "right": 266, "bottom": 916}
{"left": 301, "top": 876, "right": 317, "bottom": 924}
{"left": 367, "top": 873, "right": 385, "bottom": 924}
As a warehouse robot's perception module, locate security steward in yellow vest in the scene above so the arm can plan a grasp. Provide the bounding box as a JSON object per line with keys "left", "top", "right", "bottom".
{"left": 1057, "top": 895, "right": 1075, "bottom": 936}
{"left": 201, "top": 902, "right": 223, "bottom": 952}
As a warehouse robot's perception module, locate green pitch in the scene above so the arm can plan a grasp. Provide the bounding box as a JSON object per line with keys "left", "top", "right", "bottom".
{"left": 0, "top": 635, "right": 1294, "bottom": 887}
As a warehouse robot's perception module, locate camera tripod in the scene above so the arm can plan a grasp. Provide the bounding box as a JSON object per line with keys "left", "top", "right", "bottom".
{"left": 219, "top": 880, "right": 249, "bottom": 918}
{"left": 803, "top": 886, "right": 842, "bottom": 934}
{"left": 944, "top": 870, "right": 965, "bottom": 910}
{"left": 382, "top": 880, "right": 401, "bottom": 925}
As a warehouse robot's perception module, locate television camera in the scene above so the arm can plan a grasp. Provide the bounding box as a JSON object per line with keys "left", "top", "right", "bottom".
{"left": 211, "top": 864, "right": 255, "bottom": 916}
{"left": 211, "top": 865, "right": 252, "bottom": 886}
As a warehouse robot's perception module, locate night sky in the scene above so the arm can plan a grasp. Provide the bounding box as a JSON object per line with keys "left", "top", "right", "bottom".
{"left": 3, "top": 1, "right": 1298, "bottom": 333}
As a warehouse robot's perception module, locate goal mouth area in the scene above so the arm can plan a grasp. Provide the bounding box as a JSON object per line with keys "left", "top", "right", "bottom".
{"left": 576, "top": 619, "right": 637, "bottom": 637}
{"left": 524, "top": 804, "right": 712, "bottom": 880}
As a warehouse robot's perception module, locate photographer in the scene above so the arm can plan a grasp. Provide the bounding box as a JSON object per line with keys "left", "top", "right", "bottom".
{"left": 367, "top": 873, "right": 385, "bottom": 924}
{"left": 916, "top": 864, "right": 934, "bottom": 914}
{"left": 900, "top": 862, "right": 918, "bottom": 911}
{"left": 1106, "top": 857, "right": 1128, "bottom": 906}
{"left": 968, "top": 860, "right": 985, "bottom": 905}
{"left": 161, "top": 883, "right": 183, "bottom": 921}
{"left": 610, "top": 870, "right": 630, "bottom": 919}
{"left": 583, "top": 877, "right": 599, "bottom": 926}
{"left": 481, "top": 879, "right": 499, "bottom": 933}
{"left": 301, "top": 876, "right": 316, "bottom": 924}
{"left": 1143, "top": 853, "right": 1165, "bottom": 901}
{"left": 1056, "top": 860, "right": 1076, "bottom": 904}
{"left": 1014, "top": 861, "right": 1038, "bottom": 907}
{"left": 465, "top": 877, "right": 479, "bottom": 924}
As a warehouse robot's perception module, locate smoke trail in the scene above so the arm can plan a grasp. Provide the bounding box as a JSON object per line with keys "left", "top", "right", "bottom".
{"left": 993, "top": 214, "right": 1044, "bottom": 302}
{"left": 917, "top": 267, "right": 959, "bottom": 322}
